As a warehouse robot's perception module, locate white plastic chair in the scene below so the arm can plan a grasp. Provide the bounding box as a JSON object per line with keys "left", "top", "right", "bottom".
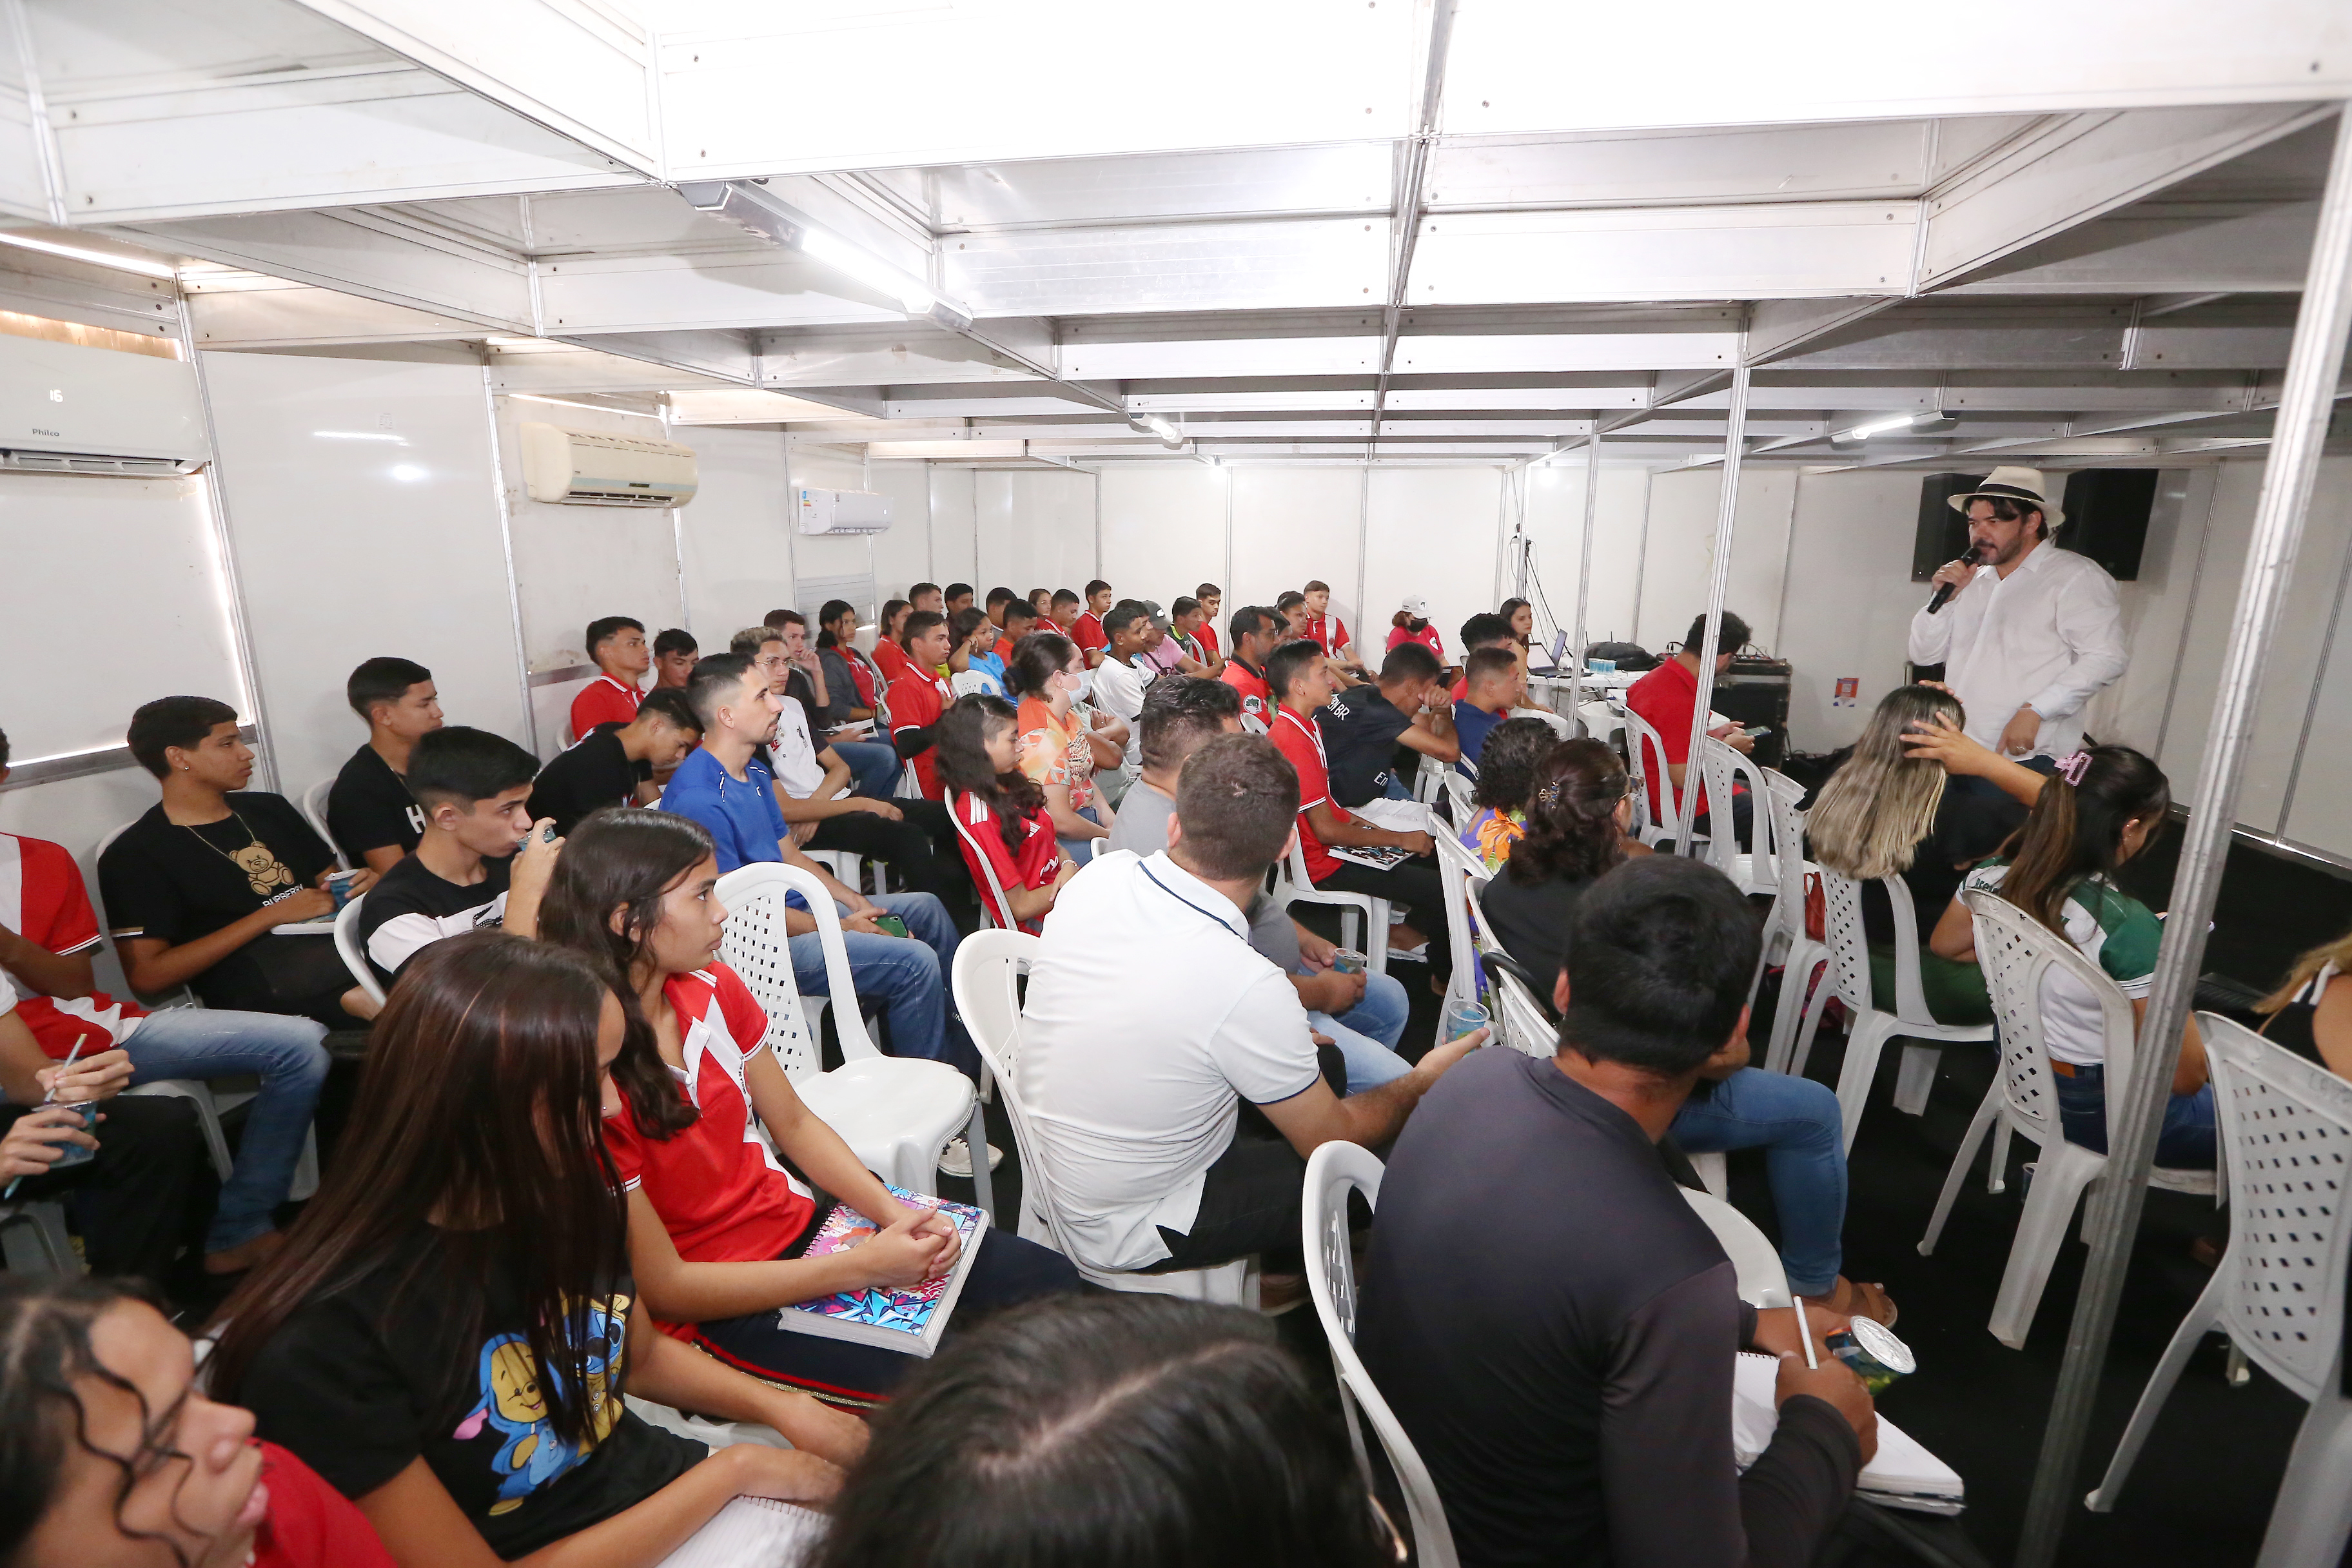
{"left": 1578, "top": 698, "right": 1622, "bottom": 747}
{"left": 1917, "top": 889, "right": 2215, "bottom": 1349}
{"left": 1489, "top": 966, "right": 1556, "bottom": 1060}
{"left": 950, "top": 930, "right": 1256, "bottom": 1304}
{"left": 1696, "top": 735, "right": 1776, "bottom": 896}
{"left": 1440, "top": 765, "right": 1476, "bottom": 828}
{"left": 1618, "top": 702, "right": 1694, "bottom": 852}
{"left": 1301, "top": 1141, "right": 1458, "bottom": 1568}
{"left": 1431, "top": 836, "right": 1487, "bottom": 1019}
{"left": 1758, "top": 774, "right": 1828, "bottom": 1055}
{"left": 1681, "top": 1186, "right": 1792, "bottom": 1309}
{"left": 1788, "top": 868, "right": 1995, "bottom": 1152}
{"left": 0, "top": 1200, "right": 78, "bottom": 1273}
{"left": 1275, "top": 836, "right": 1391, "bottom": 975}
{"left": 299, "top": 778, "right": 349, "bottom": 870}
{"left": 715, "top": 861, "right": 990, "bottom": 1219}
{"left": 946, "top": 791, "right": 1024, "bottom": 935}
{"left": 2088, "top": 1015, "right": 2352, "bottom": 1563}
{"left": 333, "top": 894, "right": 386, "bottom": 1009}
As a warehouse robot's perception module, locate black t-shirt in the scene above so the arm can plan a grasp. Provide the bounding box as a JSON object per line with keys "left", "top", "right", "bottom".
{"left": 1480, "top": 868, "right": 1594, "bottom": 994}
{"left": 1859, "top": 774, "right": 2027, "bottom": 947}
{"left": 99, "top": 795, "right": 338, "bottom": 1014}
{"left": 328, "top": 745, "right": 426, "bottom": 861}
{"left": 529, "top": 728, "right": 638, "bottom": 838}
{"left": 1315, "top": 688, "right": 1416, "bottom": 807}
{"left": 239, "top": 1229, "right": 703, "bottom": 1559}
{"left": 355, "top": 854, "right": 512, "bottom": 986}
{"left": 1358, "top": 1049, "right": 1857, "bottom": 1567}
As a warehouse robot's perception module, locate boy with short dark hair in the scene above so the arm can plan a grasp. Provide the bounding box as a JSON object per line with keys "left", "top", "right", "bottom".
{"left": 944, "top": 583, "right": 975, "bottom": 616}
{"left": 909, "top": 582, "right": 945, "bottom": 616}
{"left": 328, "top": 656, "right": 444, "bottom": 873}
{"left": 1453, "top": 645, "right": 1527, "bottom": 772}
{"left": 995, "top": 598, "right": 1040, "bottom": 660}
{"left": 652, "top": 627, "right": 699, "bottom": 689}
{"left": 1317, "top": 640, "right": 1458, "bottom": 807}
{"left": 529, "top": 687, "right": 701, "bottom": 836}
{"left": 570, "top": 614, "right": 649, "bottom": 738}
{"left": 1072, "top": 579, "right": 1113, "bottom": 667}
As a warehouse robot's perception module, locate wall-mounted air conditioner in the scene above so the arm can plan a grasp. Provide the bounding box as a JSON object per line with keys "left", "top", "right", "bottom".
{"left": 520, "top": 422, "right": 698, "bottom": 508}
{"left": 0, "top": 332, "right": 208, "bottom": 475}
{"left": 797, "top": 487, "right": 892, "bottom": 534}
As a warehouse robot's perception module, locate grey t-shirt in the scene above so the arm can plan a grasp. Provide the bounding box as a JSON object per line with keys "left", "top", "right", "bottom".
{"left": 1105, "top": 781, "right": 1299, "bottom": 974}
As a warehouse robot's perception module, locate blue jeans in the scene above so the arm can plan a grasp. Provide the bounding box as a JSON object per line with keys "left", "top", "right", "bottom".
{"left": 834, "top": 740, "right": 902, "bottom": 799}
{"left": 2051, "top": 1063, "right": 2217, "bottom": 1169}
{"left": 1671, "top": 1066, "right": 1847, "bottom": 1297}
{"left": 1305, "top": 968, "right": 1413, "bottom": 1094}
{"left": 789, "top": 892, "right": 976, "bottom": 1078}
{"left": 124, "top": 1007, "right": 329, "bottom": 1254}
{"left": 1057, "top": 803, "right": 1103, "bottom": 865}
{"left": 1382, "top": 772, "right": 1416, "bottom": 801}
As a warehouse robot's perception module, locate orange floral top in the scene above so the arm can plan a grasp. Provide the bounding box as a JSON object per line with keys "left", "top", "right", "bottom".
{"left": 1015, "top": 698, "right": 1095, "bottom": 814}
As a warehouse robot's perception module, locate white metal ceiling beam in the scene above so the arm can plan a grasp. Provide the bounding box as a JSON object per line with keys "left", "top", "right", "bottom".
{"left": 1945, "top": 200, "right": 2316, "bottom": 293}
{"left": 132, "top": 206, "right": 534, "bottom": 328}
{"left": 181, "top": 270, "right": 484, "bottom": 344}
{"left": 945, "top": 217, "right": 1391, "bottom": 317}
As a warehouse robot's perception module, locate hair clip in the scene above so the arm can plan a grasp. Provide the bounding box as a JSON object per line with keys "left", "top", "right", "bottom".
{"left": 1536, "top": 781, "right": 1564, "bottom": 808}
{"left": 2055, "top": 750, "right": 2092, "bottom": 787}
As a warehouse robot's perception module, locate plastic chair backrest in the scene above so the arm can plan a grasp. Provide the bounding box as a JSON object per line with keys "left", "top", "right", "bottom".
{"left": 1680, "top": 1187, "right": 1793, "bottom": 1309}
{"left": 1963, "top": 887, "right": 2140, "bottom": 1148}
{"left": 1815, "top": 867, "right": 1876, "bottom": 1015}
{"left": 1302, "top": 1141, "right": 1460, "bottom": 1568}
{"left": 946, "top": 790, "right": 1019, "bottom": 931}
{"left": 1578, "top": 699, "right": 1620, "bottom": 745}
{"left": 2199, "top": 1012, "right": 2352, "bottom": 1399}
{"left": 1762, "top": 771, "right": 1812, "bottom": 944}
{"left": 333, "top": 894, "right": 386, "bottom": 1008}
{"left": 949, "top": 669, "right": 995, "bottom": 698}
{"left": 1696, "top": 735, "right": 1772, "bottom": 879}
{"left": 1489, "top": 966, "right": 1556, "bottom": 1059}
{"left": 1619, "top": 702, "right": 1678, "bottom": 841}
{"left": 715, "top": 861, "right": 882, "bottom": 1076}
{"left": 1878, "top": 874, "right": 1938, "bottom": 1024}
{"left": 1431, "top": 835, "right": 1485, "bottom": 1006}
{"left": 949, "top": 931, "right": 1087, "bottom": 1259}
{"left": 1442, "top": 767, "right": 1476, "bottom": 826}
{"left": 299, "top": 778, "right": 349, "bottom": 870}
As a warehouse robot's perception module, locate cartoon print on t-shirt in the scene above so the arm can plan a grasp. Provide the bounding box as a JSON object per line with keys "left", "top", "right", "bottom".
{"left": 453, "top": 1293, "right": 631, "bottom": 1514}
{"left": 231, "top": 841, "right": 297, "bottom": 898}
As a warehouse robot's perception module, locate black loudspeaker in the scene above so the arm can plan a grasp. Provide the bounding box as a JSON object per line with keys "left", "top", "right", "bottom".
{"left": 2058, "top": 469, "right": 2157, "bottom": 582}
{"left": 1911, "top": 473, "right": 1984, "bottom": 582}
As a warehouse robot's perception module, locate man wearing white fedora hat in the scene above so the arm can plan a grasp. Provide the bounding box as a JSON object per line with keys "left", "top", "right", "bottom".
{"left": 1907, "top": 466, "right": 2128, "bottom": 761}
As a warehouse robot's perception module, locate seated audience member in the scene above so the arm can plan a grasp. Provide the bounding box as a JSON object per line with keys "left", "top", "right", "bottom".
{"left": 1, "top": 985, "right": 204, "bottom": 1284}
{"left": 1452, "top": 645, "right": 1526, "bottom": 772}
{"left": 1047, "top": 587, "right": 1082, "bottom": 636}
{"left": 1217, "top": 603, "right": 1281, "bottom": 729}
{"left": 1932, "top": 745, "right": 2214, "bottom": 1166}
{"left": 2260, "top": 924, "right": 2352, "bottom": 1077}
{"left": 1110, "top": 679, "right": 1412, "bottom": 1095}
{"left": 651, "top": 627, "right": 698, "bottom": 689}
{"left": 1389, "top": 594, "right": 1446, "bottom": 661}
{"left": 1071, "top": 579, "right": 1114, "bottom": 667}
{"left": 1028, "top": 587, "right": 1054, "bottom": 620}
{"left": 944, "top": 582, "right": 974, "bottom": 617}
{"left": 814, "top": 1294, "right": 1393, "bottom": 1568}
{"left": 1455, "top": 716, "right": 1556, "bottom": 871}
{"left": 745, "top": 616, "right": 826, "bottom": 742}
{"left": 529, "top": 687, "right": 701, "bottom": 837}
{"left": 1134, "top": 603, "right": 1195, "bottom": 679}
{"left": 327, "top": 657, "right": 443, "bottom": 874}
{"left": 1299, "top": 579, "right": 1360, "bottom": 671}
{"left": 884, "top": 611, "right": 958, "bottom": 799}
{"left": 569, "top": 616, "right": 650, "bottom": 739}
{"left": 1274, "top": 592, "right": 1315, "bottom": 653}
{"left": 1191, "top": 583, "right": 1225, "bottom": 660}
{"left": 1624, "top": 610, "right": 1757, "bottom": 840}
{"left": 663, "top": 658, "right": 976, "bottom": 1078}
{"left": 814, "top": 600, "right": 881, "bottom": 733}
{"left": 208, "top": 935, "right": 854, "bottom": 1566}
{"left": 1020, "top": 736, "right": 1484, "bottom": 1275}
{"left": 1359, "top": 857, "right": 1874, "bottom": 1567}
{"left": 1481, "top": 743, "right": 1881, "bottom": 1324}
{"left": 936, "top": 696, "right": 1079, "bottom": 934}
{"left": 1264, "top": 643, "right": 1449, "bottom": 974}
{"left": 1501, "top": 593, "right": 1535, "bottom": 666}
{"left": 1316, "top": 640, "right": 1458, "bottom": 808}
{"left": 870, "top": 599, "right": 915, "bottom": 686}
{"left": 774, "top": 609, "right": 893, "bottom": 801}
{"left": 909, "top": 582, "right": 945, "bottom": 618}
{"left": 355, "top": 727, "right": 560, "bottom": 988}
{"left": 1090, "top": 600, "right": 1157, "bottom": 768}
{"left": 1006, "top": 632, "right": 1117, "bottom": 858}
{"left": 740, "top": 625, "right": 963, "bottom": 901}
{"left": 1170, "top": 595, "right": 1220, "bottom": 675}
{"left": 1447, "top": 611, "right": 1513, "bottom": 700}
{"left": 948, "top": 607, "right": 1006, "bottom": 696}
{"left": 1809, "top": 685, "right": 2040, "bottom": 1026}
{"left": 983, "top": 584, "right": 1017, "bottom": 633}
{"left": 542, "top": 812, "right": 1079, "bottom": 1407}
{"left": 101, "top": 698, "right": 373, "bottom": 1029}
{"left": 994, "top": 596, "right": 1041, "bottom": 660}
{"left": 1, "top": 1275, "right": 400, "bottom": 1568}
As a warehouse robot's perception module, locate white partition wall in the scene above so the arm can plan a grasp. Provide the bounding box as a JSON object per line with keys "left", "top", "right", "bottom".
{"left": 1099, "top": 464, "right": 1230, "bottom": 607}
{"left": 1637, "top": 467, "right": 1798, "bottom": 656}
{"left": 1364, "top": 467, "right": 1504, "bottom": 664}
{"left": 676, "top": 425, "right": 796, "bottom": 649}
{"left": 976, "top": 470, "right": 1097, "bottom": 596}
{"left": 1520, "top": 460, "right": 1652, "bottom": 653}
{"left": 1229, "top": 467, "right": 1365, "bottom": 631}
{"left": 926, "top": 467, "right": 980, "bottom": 594}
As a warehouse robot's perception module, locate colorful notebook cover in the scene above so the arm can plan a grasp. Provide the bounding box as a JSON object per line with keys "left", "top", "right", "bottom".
{"left": 777, "top": 1184, "right": 988, "bottom": 1357}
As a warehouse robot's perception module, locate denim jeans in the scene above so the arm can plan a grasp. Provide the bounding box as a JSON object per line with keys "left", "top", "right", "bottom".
{"left": 1670, "top": 1066, "right": 1847, "bottom": 1297}
{"left": 125, "top": 1006, "right": 330, "bottom": 1254}
{"left": 789, "top": 891, "right": 976, "bottom": 1078}
{"left": 1305, "top": 968, "right": 1413, "bottom": 1094}
{"left": 834, "top": 740, "right": 902, "bottom": 800}
{"left": 2051, "top": 1064, "right": 2217, "bottom": 1169}
{"left": 1057, "top": 803, "right": 1103, "bottom": 865}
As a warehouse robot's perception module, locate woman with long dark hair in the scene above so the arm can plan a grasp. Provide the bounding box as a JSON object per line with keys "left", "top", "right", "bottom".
{"left": 934, "top": 695, "right": 1077, "bottom": 933}
{"left": 539, "top": 809, "right": 1081, "bottom": 1411}
{"left": 1931, "top": 745, "right": 2213, "bottom": 1166}
{"left": 2, "top": 1275, "right": 395, "bottom": 1568}
{"left": 207, "top": 932, "right": 849, "bottom": 1568}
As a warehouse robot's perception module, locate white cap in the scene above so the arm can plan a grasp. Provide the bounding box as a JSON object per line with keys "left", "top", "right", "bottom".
{"left": 1400, "top": 594, "right": 1429, "bottom": 619}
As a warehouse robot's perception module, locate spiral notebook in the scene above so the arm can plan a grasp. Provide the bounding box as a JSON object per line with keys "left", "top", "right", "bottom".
{"left": 778, "top": 1185, "right": 988, "bottom": 1357}
{"left": 1730, "top": 1352, "right": 1964, "bottom": 1516}
{"left": 657, "top": 1496, "right": 825, "bottom": 1568}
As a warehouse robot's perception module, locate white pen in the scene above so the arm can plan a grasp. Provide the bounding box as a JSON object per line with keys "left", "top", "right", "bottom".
{"left": 1794, "top": 1295, "right": 1819, "bottom": 1370}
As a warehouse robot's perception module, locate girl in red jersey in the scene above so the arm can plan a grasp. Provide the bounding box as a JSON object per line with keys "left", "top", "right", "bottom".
{"left": 936, "top": 695, "right": 1079, "bottom": 934}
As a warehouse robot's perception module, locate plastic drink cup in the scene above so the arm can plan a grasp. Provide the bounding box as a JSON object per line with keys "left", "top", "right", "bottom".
{"left": 1331, "top": 948, "right": 1367, "bottom": 975}
{"left": 1588, "top": 658, "right": 1616, "bottom": 676}
{"left": 44, "top": 1102, "right": 99, "bottom": 1171}
{"left": 1825, "top": 1318, "right": 1914, "bottom": 1395}
{"left": 1442, "top": 1001, "right": 1491, "bottom": 1043}
{"left": 326, "top": 868, "right": 364, "bottom": 911}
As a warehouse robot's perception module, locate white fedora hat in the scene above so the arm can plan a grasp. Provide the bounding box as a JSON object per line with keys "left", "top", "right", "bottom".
{"left": 1948, "top": 466, "right": 2063, "bottom": 528}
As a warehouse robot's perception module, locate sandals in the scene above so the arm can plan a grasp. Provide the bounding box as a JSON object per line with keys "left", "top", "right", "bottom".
{"left": 1808, "top": 1277, "right": 1899, "bottom": 1329}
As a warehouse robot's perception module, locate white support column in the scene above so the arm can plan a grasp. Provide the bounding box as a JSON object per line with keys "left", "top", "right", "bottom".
{"left": 1565, "top": 434, "right": 1600, "bottom": 733}
{"left": 1673, "top": 362, "right": 1750, "bottom": 858}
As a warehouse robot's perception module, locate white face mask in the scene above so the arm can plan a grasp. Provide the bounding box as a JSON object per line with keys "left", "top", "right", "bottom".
{"left": 1064, "top": 668, "right": 1093, "bottom": 701}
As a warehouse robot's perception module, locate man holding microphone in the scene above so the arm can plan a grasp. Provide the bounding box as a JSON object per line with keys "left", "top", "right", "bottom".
{"left": 1909, "top": 467, "right": 2128, "bottom": 762}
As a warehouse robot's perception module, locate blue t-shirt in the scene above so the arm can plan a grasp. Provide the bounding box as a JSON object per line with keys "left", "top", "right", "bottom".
{"left": 966, "top": 651, "right": 1006, "bottom": 698}
{"left": 658, "top": 749, "right": 807, "bottom": 908}
{"left": 1453, "top": 701, "right": 1505, "bottom": 775}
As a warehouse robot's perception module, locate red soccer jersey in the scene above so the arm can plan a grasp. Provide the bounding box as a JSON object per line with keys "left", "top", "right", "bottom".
{"left": 1303, "top": 614, "right": 1351, "bottom": 656}
{"left": 1269, "top": 705, "right": 1340, "bottom": 883}
{"left": 1194, "top": 622, "right": 1220, "bottom": 661}
{"left": 569, "top": 675, "right": 642, "bottom": 741}
{"left": 887, "top": 667, "right": 955, "bottom": 798}
{"left": 1072, "top": 611, "right": 1107, "bottom": 659}
{"left": 251, "top": 1440, "right": 398, "bottom": 1568}
{"left": 0, "top": 833, "right": 147, "bottom": 1059}
{"left": 1389, "top": 622, "right": 1446, "bottom": 662}
{"left": 951, "top": 790, "right": 1061, "bottom": 934}
{"left": 602, "top": 965, "right": 817, "bottom": 1337}
{"left": 871, "top": 638, "right": 913, "bottom": 689}
{"left": 1220, "top": 658, "right": 1272, "bottom": 728}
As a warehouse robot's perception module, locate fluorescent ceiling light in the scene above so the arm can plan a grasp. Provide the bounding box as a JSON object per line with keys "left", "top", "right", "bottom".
{"left": 799, "top": 226, "right": 936, "bottom": 313}
{"left": 389, "top": 464, "right": 428, "bottom": 482}
{"left": 485, "top": 335, "right": 546, "bottom": 346}
{"left": 1832, "top": 411, "right": 1957, "bottom": 445}
{"left": 0, "top": 230, "right": 177, "bottom": 279}
{"left": 313, "top": 430, "right": 407, "bottom": 443}
{"left": 1129, "top": 414, "right": 1182, "bottom": 446}
{"left": 1849, "top": 413, "right": 1923, "bottom": 439}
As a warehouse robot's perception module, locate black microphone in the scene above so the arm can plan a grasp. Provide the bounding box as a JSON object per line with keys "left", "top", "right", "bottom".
{"left": 1926, "top": 547, "right": 1981, "bottom": 614}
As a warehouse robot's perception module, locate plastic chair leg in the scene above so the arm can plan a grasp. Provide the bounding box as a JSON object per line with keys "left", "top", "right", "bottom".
{"left": 1765, "top": 950, "right": 1825, "bottom": 1075}
{"left": 1834, "top": 1015, "right": 1897, "bottom": 1153}
{"left": 1892, "top": 1043, "right": 1941, "bottom": 1115}
{"left": 1988, "top": 1120, "right": 2012, "bottom": 1195}
{"left": 1919, "top": 1081, "right": 2003, "bottom": 1257}
{"left": 1785, "top": 968, "right": 1836, "bottom": 1081}
{"left": 2253, "top": 1387, "right": 2352, "bottom": 1568}
{"left": 1989, "top": 1144, "right": 2102, "bottom": 1349}
{"left": 963, "top": 1101, "right": 995, "bottom": 1224}
{"left": 2087, "top": 1271, "right": 2226, "bottom": 1511}
{"left": 288, "top": 1125, "right": 320, "bottom": 1202}
{"left": 1368, "top": 905, "right": 1391, "bottom": 973}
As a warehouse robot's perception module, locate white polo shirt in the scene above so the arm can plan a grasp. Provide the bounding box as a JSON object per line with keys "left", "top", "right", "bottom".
{"left": 1090, "top": 652, "right": 1151, "bottom": 769}
{"left": 1017, "top": 848, "right": 1320, "bottom": 1271}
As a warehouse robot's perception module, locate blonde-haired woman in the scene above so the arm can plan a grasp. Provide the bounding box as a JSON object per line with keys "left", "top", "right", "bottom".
{"left": 1808, "top": 684, "right": 2043, "bottom": 1026}
{"left": 2259, "top": 932, "right": 2352, "bottom": 1079}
